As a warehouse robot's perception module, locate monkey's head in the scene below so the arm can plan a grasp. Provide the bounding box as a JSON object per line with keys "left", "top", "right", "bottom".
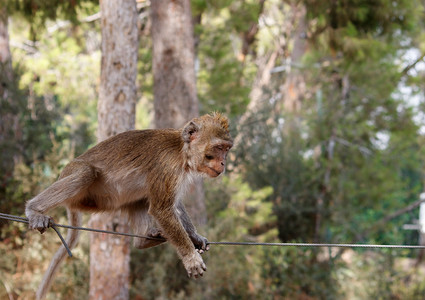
{"left": 182, "top": 112, "right": 233, "bottom": 178}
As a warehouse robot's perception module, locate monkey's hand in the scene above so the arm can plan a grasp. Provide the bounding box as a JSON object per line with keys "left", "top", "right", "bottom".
{"left": 190, "top": 233, "right": 210, "bottom": 254}
{"left": 182, "top": 251, "right": 206, "bottom": 278}
{"left": 26, "top": 211, "right": 53, "bottom": 234}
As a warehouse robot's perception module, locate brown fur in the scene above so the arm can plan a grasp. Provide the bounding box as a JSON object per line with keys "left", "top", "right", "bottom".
{"left": 25, "top": 113, "right": 233, "bottom": 300}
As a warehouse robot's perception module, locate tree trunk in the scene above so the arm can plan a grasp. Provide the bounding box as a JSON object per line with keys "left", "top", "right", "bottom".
{"left": 279, "top": 3, "right": 307, "bottom": 115}
{"left": 89, "top": 1, "right": 138, "bottom": 299}
{"left": 151, "top": 0, "right": 198, "bottom": 128}
{"left": 151, "top": 0, "right": 206, "bottom": 226}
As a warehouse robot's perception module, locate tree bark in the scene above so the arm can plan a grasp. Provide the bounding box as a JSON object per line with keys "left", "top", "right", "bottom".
{"left": 280, "top": 3, "right": 307, "bottom": 115}
{"left": 151, "top": 0, "right": 206, "bottom": 226}
{"left": 151, "top": 0, "right": 199, "bottom": 128}
{"left": 89, "top": 1, "right": 138, "bottom": 299}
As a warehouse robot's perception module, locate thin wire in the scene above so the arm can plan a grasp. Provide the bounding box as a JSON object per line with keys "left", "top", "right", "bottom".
{"left": 208, "top": 241, "right": 425, "bottom": 249}
{"left": 51, "top": 225, "right": 73, "bottom": 257}
{"left": 0, "top": 212, "right": 166, "bottom": 258}
{"left": 2, "top": 212, "right": 425, "bottom": 250}
{"left": 0, "top": 213, "right": 165, "bottom": 240}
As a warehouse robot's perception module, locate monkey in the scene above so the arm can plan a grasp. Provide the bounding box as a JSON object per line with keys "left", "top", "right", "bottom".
{"left": 25, "top": 112, "right": 233, "bottom": 300}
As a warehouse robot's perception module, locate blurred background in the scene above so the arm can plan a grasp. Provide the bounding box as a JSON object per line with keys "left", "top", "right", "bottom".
{"left": 1, "top": 0, "right": 425, "bottom": 299}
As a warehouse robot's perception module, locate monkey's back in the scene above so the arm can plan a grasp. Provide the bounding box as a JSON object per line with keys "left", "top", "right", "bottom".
{"left": 76, "top": 129, "right": 184, "bottom": 168}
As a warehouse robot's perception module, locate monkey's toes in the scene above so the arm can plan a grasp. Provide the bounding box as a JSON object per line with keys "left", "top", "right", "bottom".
{"left": 134, "top": 231, "right": 166, "bottom": 249}
{"left": 197, "top": 243, "right": 210, "bottom": 254}
{"left": 28, "top": 214, "right": 53, "bottom": 234}
{"left": 197, "top": 246, "right": 209, "bottom": 254}
{"left": 192, "top": 234, "right": 209, "bottom": 253}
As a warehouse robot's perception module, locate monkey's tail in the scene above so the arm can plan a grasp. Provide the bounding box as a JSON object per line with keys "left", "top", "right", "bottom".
{"left": 36, "top": 209, "right": 81, "bottom": 300}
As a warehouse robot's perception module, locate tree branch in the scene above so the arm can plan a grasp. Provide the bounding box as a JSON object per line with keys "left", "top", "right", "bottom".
{"left": 377, "top": 198, "right": 425, "bottom": 226}
{"left": 401, "top": 52, "right": 425, "bottom": 76}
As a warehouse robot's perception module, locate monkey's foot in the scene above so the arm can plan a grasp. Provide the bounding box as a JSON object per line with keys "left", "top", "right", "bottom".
{"left": 182, "top": 251, "right": 206, "bottom": 278}
{"left": 190, "top": 233, "right": 209, "bottom": 254}
{"left": 27, "top": 212, "right": 53, "bottom": 234}
{"left": 135, "top": 231, "right": 166, "bottom": 249}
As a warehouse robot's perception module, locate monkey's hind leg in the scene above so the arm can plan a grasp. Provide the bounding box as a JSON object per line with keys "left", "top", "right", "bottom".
{"left": 137, "top": 227, "right": 167, "bottom": 249}
{"left": 25, "top": 161, "right": 97, "bottom": 233}
{"left": 125, "top": 206, "right": 167, "bottom": 249}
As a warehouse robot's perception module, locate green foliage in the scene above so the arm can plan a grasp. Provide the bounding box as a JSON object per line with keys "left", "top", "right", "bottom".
{"left": 230, "top": 0, "right": 425, "bottom": 297}
{"left": 197, "top": 25, "right": 252, "bottom": 115}
{"left": 4, "top": 0, "right": 98, "bottom": 40}
{"left": 260, "top": 247, "right": 343, "bottom": 299}
{"left": 0, "top": 64, "right": 25, "bottom": 206}
{"left": 0, "top": 64, "right": 64, "bottom": 216}
{"left": 196, "top": 0, "right": 260, "bottom": 117}
{"left": 236, "top": 110, "right": 320, "bottom": 242}
{"left": 305, "top": 0, "right": 422, "bottom": 53}
{"left": 11, "top": 15, "right": 99, "bottom": 155}
{"left": 339, "top": 251, "right": 425, "bottom": 300}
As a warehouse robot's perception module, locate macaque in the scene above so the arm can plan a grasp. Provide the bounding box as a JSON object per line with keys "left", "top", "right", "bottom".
{"left": 25, "top": 112, "right": 233, "bottom": 300}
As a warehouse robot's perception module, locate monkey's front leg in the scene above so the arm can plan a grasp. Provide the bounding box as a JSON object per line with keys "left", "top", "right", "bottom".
{"left": 149, "top": 205, "right": 206, "bottom": 278}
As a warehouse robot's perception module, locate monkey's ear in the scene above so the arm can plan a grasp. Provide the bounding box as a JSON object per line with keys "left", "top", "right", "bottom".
{"left": 182, "top": 121, "right": 199, "bottom": 143}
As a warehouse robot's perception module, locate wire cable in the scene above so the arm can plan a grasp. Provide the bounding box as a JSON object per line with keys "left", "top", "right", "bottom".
{"left": 2, "top": 212, "right": 425, "bottom": 255}
{"left": 208, "top": 241, "right": 425, "bottom": 249}
{"left": 0, "top": 212, "right": 166, "bottom": 257}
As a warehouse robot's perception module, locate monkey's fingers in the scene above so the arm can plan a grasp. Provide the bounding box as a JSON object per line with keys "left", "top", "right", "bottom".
{"left": 196, "top": 262, "right": 207, "bottom": 278}
{"left": 189, "top": 262, "right": 207, "bottom": 279}
{"left": 183, "top": 252, "right": 207, "bottom": 278}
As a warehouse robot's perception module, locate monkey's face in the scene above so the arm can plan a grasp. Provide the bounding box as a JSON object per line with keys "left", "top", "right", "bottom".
{"left": 182, "top": 113, "right": 233, "bottom": 177}
{"left": 198, "top": 140, "right": 233, "bottom": 177}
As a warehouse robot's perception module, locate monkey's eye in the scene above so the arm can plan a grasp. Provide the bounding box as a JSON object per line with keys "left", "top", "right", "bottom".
{"left": 205, "top": 155, "right": 214, "bottom": 160}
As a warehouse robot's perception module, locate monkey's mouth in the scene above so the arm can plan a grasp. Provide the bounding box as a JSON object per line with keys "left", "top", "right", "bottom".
{"left": 208, "top": 167, "right": 221, "bottom": 177}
